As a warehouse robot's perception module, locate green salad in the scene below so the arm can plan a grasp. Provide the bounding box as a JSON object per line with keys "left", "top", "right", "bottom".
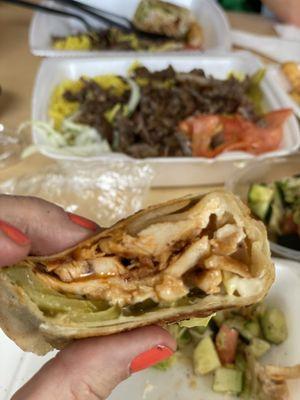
{"left": 155, "top": 303, "right": 299, "bottom": 399}
{"left": 248, "top": 176, "right": 300, "bottom": 251}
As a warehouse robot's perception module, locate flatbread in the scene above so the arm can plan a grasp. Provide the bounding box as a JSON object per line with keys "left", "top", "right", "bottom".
{"left": 0, "top": 191, "right": 274, "bottom": 355}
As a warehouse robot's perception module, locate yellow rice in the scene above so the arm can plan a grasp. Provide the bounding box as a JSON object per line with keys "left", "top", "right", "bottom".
{"left": 53, "top": 35, "right": 92, "bottom": 51}
{"left": 49, "top": 75, "right": 129, "bottom": 129}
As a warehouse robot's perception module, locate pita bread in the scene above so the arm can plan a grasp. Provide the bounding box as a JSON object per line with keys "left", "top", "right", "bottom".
{"left": 0, "top": 191, "right": 274, "bottom": 355}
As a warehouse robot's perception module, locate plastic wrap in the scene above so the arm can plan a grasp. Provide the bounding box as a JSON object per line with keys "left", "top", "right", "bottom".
{"left": 0, "top": 127, "right": 30, "bottom": 169}
{"left": 0, "top": 160, "right": 154, "bottom": 226}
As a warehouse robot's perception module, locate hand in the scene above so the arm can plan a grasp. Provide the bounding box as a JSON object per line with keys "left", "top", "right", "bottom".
{"left": 261, "top": 0, "right": 300, "bottom": 26}
{"left": 0, "top": 195, "right": 176, "bottom": 400}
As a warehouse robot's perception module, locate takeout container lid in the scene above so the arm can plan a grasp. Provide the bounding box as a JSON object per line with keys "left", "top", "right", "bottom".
{"left": 29, "top": 0, "right": 231, "bottom": 57}
{"left": 32, "top": 51, "right": 300, "bottom": 187}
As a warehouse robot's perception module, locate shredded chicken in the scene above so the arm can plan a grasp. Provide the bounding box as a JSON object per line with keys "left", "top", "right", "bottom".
{"left": 204, "top": 254, "right": 251, "bottom": 278}
{"left": 90, "top": 257, "right": 127, "bottom": 277}
{"left": 211, "top": 223, "right": 245, "bottom": 255}
{"left": 167, "top": 236, "right": 210, "bottom": 277}
{"left": 155, "top": 274, "right": 189, "bottom": 302}
{"left": 191, "top": 269, "right": 222, "bottom": 294}
{"left": 53, "top": 261, "right": 91, "bottom": 282}
{"left": 38, "top": 203, "right": 253, "bottom": 307}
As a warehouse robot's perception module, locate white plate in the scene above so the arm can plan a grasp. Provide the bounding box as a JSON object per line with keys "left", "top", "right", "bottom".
{"left": 29, "top": 0, "right": 231, "bottom": 57}
{"left": 31, "top": 51, "right": 300, "bottom": 187}
{"left": 267, "top": 66, "right": 300, "bottom": 119}
{"left": 2, "top": 258, "right": 300, "bottom": 400}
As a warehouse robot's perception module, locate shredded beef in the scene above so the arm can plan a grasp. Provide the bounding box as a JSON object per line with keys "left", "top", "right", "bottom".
{"left": 62, "top": 66, "right": 262, "bottom": 158}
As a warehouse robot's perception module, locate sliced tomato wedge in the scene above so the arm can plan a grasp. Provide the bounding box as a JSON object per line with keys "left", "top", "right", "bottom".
{"left": 215, "top": 324, "right": 239, "bottom": 365}
{"left": 179, "top": 109, "right": 292, "bottom": 158}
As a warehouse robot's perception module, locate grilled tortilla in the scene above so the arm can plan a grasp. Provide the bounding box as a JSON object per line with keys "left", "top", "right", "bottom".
{"left": 133, "top": 0, "right": 195, "bottom": 39}
{"left": 0, "top": 191, "right": 274, "bottom": 355}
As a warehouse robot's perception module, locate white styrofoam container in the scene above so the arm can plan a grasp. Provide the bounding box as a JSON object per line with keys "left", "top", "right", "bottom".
{"left": 29, "top": 0, "right": 231, "bottom": 57}
{"left": 2, "top": 258, "right": 300, "bottom": 400}
{"left": 32, "top": 52, "right": 300, "bottom": 187}
{"left": 266, "top": 65, "right": 300, "bottom": 119}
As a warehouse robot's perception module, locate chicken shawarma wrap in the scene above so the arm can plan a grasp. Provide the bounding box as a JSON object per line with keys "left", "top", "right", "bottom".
{"left": 0, "top": 191, "right": 274, "bottom": 355}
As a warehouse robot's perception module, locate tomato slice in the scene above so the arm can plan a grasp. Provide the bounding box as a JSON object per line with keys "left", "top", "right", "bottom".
{"left": 215, "top": 324, "right": 239, "bottom": 365}
{"left": 179, "top": 109, "right": 292, "bottom": 158}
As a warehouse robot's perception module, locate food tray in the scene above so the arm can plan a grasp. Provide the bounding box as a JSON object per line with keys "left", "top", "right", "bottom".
{"left": 29, "top": 0, "right": 231, "bottom": 57}
{"left": 2, "top": 258, "right": 300, "bottom": 400}
{"left": 32, "top": 52, "right": 300, "bottom": 187}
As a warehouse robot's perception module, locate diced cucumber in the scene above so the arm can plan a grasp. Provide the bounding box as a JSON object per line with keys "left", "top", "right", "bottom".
{"left": 277, "top": 176, "right": 300, "bottom": 204}
{"left": 225, "top": 317, "right": 260, "bottom": 341}
{"left": 261, "top": 308, "right": 288, "bottom": 344}
{"left": 177, "top": 329, "right": 192, "bottom": 347}
{"left": 244, "top": 320, "right": 262, "bottom": 339}
{"left": 268, "top": 185, "right": 284, "bottom": 235}
{"left": 235, "top": 352, "right": 246, "bottom": 372}
{"left": 248, "top": 338, "right": 271, "bottom": 358}
{"left": 240, "top": 383, "right": 252, "bottom": 399}
{"left": 248, "top": 183, "right": 274, "bottom": 221}
{"left": 193, "top": 336, "right": 221, "bottom": 375}
{"left": 213, "top": 311, "right": 225, "bottom": 328}
{"left": 213, "top": 367, "right": 243, "bottom": 394}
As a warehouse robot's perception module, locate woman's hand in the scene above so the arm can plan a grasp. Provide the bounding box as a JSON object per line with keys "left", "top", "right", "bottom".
{"left": 0, "top": 195, "right": 176, "bottom": 400}
{"left": 262, "top": 0, "right": 300, "bottom": 26}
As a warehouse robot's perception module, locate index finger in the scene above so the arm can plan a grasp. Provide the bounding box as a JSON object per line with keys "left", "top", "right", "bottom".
{"left": 0, "top": 195, "right": 100, "bottom": 256}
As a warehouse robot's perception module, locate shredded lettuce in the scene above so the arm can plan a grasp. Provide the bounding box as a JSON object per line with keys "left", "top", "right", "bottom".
{"left": 20, "top": 119, "right": 112, "bottom": 158}
{"left": 178, "top": 315, "right": 214, "bottom": 328}
{"left": 153, "top": 354, "right": 177, "bottom": 371}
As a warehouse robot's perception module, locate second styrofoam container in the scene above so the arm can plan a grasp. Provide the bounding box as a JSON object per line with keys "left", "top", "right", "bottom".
{"left": 266, "top": 65, "right": 300, "bottom": 119}
{"left": 32, "top": 52, "right": 300, "bottom": 187}
{"left": 29, "top": 0, "right": 231, "bottom": 57}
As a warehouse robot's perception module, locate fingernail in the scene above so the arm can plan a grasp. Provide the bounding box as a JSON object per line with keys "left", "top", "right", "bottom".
{"left": 0, "top": 220, "right": 30, "bottom": 246}
{"left": 130, "top": 345, "right": 173, "bottom": 373}
{"left": 67, "top": 212, "right": 98, "bottom": 231}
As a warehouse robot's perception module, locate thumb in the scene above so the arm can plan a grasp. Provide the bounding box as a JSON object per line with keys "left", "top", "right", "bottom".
{"left": 12, "top": 326, "right": 176, "bottom": 400}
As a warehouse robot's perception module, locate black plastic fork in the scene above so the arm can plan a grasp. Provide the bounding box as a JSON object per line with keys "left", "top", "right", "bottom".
{"left": 53, "top": 0, "right": 167, "bottom": 39}
{"left": 0, "top": 0, "right": 93, "bottom": 30}
{"left": 2, "top": 0, "right": 167, "bottom": 40}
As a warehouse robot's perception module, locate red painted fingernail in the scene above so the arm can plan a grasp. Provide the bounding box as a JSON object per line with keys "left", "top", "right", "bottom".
{"left": 130, "top": 345, "right": 173, "bottom": 373}
{"left": 0, "top": 220, "right": 30, "bottom": 246}
{"left": 67, "top": 212, "right": 98, "bottom": 231}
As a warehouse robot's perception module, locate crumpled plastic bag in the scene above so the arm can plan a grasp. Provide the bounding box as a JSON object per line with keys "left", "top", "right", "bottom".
{"left": 0, "top": 127, "right": 30, "bottom": 169}
{"left": 0, "top": 160, "right": 154, "bottom": 227}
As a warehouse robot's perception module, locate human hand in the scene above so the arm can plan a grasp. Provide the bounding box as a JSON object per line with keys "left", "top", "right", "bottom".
{"left": 262, "top": 0, "right": 300, "bottom": 26}
{"left": 0, "top": 195, "right": 176, "bottom": 400}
